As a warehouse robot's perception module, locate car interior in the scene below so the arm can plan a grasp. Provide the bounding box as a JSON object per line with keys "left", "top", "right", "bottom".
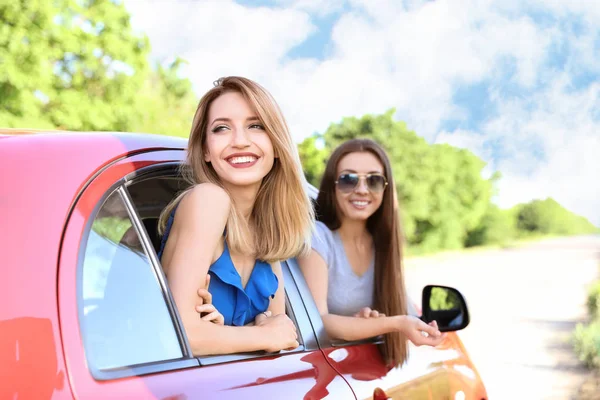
{"left": 126, "top": 173, "right": 190, "bottom": 254}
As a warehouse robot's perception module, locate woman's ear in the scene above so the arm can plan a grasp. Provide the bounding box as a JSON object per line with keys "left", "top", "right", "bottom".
{"left": 204, "top": 151, "right": 211, "bottom": 163}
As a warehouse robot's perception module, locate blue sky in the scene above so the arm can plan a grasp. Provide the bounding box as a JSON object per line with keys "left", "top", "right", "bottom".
{"left": 124, "top": 0, "right": 600, "bottom": 226}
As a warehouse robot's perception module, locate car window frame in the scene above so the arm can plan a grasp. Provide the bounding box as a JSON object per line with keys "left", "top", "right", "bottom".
{"left": 77, "top": 180, "right": 198, "bottom": 381}
{"left": 78, "top": 160, "right": 325, "bottom": 380}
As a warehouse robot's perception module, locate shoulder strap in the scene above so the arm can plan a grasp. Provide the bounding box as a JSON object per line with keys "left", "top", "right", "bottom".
{"left": 157, "top": 204, "right": 179, "bottom": 260}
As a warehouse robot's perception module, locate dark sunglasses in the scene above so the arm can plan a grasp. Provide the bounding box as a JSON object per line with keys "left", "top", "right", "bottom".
{"left": 335, "top": 173, "right": 388, "bottom": 193}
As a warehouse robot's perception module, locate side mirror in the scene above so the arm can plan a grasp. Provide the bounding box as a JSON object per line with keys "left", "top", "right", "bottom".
{"left": 421, "top": 285, "right": 470, "bottom": 332}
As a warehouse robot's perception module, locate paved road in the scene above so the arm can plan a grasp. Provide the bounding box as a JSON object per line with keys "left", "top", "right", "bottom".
{"left": 404, "top": 235, "right": 600, "bottom": 400}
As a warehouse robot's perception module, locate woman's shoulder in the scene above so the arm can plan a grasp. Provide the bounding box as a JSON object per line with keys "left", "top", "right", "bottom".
{"left": 179, "top": 183, "right": 231, "bottom": 213}
{"left": 189, "top": 182, "right": 230, "bottom": 202}
{"left": 311, "top": 221, "right": 336, "bottom": 257}
{"left": 315, "top": 220, "right": 333, "bottom": 234}
{"left": 315, "top": 221, "right": 333, "bottom": 239}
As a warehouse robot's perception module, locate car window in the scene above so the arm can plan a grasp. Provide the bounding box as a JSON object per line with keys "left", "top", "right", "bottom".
{"left": 79, "top": 188, "right": 183, "bottom": 371}
{"left": 126, "top": 173, "right": 310, "bottom": 357}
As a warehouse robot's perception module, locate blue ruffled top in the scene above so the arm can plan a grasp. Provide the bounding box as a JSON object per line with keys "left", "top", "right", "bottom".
{"left": 157, "top": 207, "right": 279, "bottom": 326}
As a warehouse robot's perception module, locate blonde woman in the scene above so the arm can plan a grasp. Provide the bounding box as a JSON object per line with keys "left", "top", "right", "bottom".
{"left": 157, "top": 77, "right": 314, "bottom": 356}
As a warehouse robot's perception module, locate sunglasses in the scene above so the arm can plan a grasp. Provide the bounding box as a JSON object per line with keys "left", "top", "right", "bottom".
{"left": 335, "top": 173, "right": 388, "bottom": 193}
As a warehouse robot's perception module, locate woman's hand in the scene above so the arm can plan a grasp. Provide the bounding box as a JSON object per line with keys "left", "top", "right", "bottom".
{"left": 195, "top": 275, "right": 224, "bottom": 325}
{"left": 255, "top": 311, "right": 299, "bottom": 353}
{"left": 395, "top": 315, "right": 445, "bottom": 347}
{"left": 354, "top": 307, "right": 386, "bottom": 319}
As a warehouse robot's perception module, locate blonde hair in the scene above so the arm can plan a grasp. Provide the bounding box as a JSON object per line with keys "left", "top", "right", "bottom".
{"left": 159, "top": 76, "right": 314, "bottom": 262}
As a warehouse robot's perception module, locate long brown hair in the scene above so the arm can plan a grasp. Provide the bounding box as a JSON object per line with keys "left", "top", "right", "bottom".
{"left": 316, "top": 138, "right": 408, "bottom": 366}
{"left": 159, "top": 76, "right": 314, "bottom": 262}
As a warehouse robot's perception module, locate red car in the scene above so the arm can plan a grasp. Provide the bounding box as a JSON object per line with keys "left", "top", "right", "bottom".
{"left": 0, "top": 130, "right": 487, "bottom": 400}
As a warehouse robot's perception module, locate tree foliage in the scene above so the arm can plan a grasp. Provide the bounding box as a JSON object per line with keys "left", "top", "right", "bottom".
{"left": 134, "top": 58, "right": 197, "bottom": 137}
{"left": 0, "top": 0, "right": 195, "bottom": 135}
{"left": 299, "top": 110, "right": 598, "bottom": 252}
{"left": 299, "top": 110, "right": 494, "bottom": 252}
{"left": 515, "top": 198, "right": 597, "bottom": 236}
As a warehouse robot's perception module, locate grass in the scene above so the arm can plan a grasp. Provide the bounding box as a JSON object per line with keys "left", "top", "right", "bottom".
{"left": 572, "top": 262, "right": 600, "bottom": 399}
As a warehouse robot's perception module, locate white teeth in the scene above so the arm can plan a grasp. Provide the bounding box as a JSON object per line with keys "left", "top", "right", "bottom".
{"left": 229, "top": 156, "right": 257, "bottom": 164}
{"left": 352, "top": 201, "right": 369, "bottom": 206}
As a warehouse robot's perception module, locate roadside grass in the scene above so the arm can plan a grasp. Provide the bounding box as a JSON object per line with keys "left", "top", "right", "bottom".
{"left": 572, "top": 262, "right": 600, "bottom": 400}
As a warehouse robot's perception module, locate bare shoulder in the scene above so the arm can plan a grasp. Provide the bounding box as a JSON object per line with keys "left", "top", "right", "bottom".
{"left": 178, "top": 183, "right": 231, "bottom": 216}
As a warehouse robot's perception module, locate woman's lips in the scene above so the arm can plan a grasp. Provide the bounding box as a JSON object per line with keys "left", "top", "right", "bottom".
{"left": 350, "top": 200, "right": 370, "bottom": 209}
{"left": 226, "top": 154, "right": 259, "bottom": 168}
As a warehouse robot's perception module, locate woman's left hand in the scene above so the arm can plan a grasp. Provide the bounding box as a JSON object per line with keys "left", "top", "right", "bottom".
{"left": 196, "top": 275, "right": 224, "bottom": 325}
{"left": 354, "top": 307, "right": 386, "bottom": 319}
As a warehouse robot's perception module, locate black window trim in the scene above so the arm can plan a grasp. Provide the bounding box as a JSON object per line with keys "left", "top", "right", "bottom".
{"left": 120, "top": 186, "right": 193, "bottom": 357}
{"left": 285, "top": 257, "right": 332, "bottom": 347}
{"left": 77, "top": 181, "right": 199, "bottom": 382}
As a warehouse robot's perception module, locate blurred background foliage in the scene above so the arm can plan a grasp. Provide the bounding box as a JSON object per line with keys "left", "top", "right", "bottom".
{"left": 0, "top": 0, "right": 195, "bottom": 135}
{"left": 297, "top": 111, "right": 598, "bottom": 253}
{"left": 2, "top": 0, "right": 597, "bottom": 255}
{"left": 573, "top": 277, "right": 600, "bottom": 370}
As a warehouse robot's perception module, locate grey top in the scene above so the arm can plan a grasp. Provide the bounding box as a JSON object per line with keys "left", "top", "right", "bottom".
{"left": 311, "top": 221, "right": 375, "bottom": 316}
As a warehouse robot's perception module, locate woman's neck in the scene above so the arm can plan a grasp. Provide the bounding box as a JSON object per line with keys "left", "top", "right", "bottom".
{"left": 338, "top": 218, "right": 371, "bottom": 247}
{"left": 225, "top": 182, "right": 260, "bottom": 221}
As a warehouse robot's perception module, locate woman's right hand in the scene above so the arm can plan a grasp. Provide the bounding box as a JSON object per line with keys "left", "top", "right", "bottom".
{"left": 255, "top": 311, "right": 299, "bottom": 353}
{"left": 195, "top": 275, "right": 224, "bottom": 325}
{"left": 395, "top": 315, "right": 445, "bottom": 347}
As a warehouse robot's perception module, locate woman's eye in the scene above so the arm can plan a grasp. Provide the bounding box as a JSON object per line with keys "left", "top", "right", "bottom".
{"left": 212, "top": 125, "right": 229, "bottom": 133}
{"left": 249, "top": 123, "right": 265, "bottom": 130}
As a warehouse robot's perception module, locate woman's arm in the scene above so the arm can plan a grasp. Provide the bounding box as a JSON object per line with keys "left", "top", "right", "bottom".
{"left": 163, "top": 183, "right": 297, "bottom": 355}
{"left": 297, "top": 250, "right": 399, "bottom": 341}
{"left": 297, "top": 250, "right": 443, "bottom": 344}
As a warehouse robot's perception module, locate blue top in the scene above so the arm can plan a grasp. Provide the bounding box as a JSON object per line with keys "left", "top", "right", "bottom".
{"left": 157, "top": 207, "right": 279, "bottom": 326}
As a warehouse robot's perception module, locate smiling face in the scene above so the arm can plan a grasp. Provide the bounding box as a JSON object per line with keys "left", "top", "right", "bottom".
{"left": 335, "top": 151, "right": 386, "bottom": 223}
{"left": 203, "top": 91, "right": 275, "bottom": 191}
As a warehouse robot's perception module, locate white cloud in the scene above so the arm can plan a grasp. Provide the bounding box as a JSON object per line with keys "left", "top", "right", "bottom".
{"left": 124, "top": 0, "right": 315, "bottom": 92}
{"left": 123, "top": 0, "right": 600, "bottom": 225}
{"left": 492, "top": 78, "right": 600, "bottom": 225}
{"left": 437, "top": 75, "right": 600, "bottom": 225}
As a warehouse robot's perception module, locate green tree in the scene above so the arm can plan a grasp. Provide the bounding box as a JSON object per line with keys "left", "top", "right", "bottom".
{"left": 516, "top": 198, "right": 598, "bottom": 236}
{"left": 1, "top": 0, "right": 150, "bottom": 131}
{"left": 133, "top": 58, "right": 197, "bottom": 137}
{"left": 465, "top": 204, "right": 517, "bottom": 247}
{"left": 298, "top": 134, "right": 328, "bottom": 187}
{"left": 299, "top": 109, "right": 494, "bottom": 252}
{"left": 1, "top": 0, "right": 59, "bottom": 128}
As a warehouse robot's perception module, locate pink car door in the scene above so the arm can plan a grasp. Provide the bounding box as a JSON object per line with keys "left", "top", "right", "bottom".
{"left": 58, "top": 150, "right": 355, "bottom": 400}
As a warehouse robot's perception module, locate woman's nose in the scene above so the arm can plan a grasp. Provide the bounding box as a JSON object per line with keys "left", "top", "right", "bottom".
{"left": 231, "top": 127, "right": 251, "bottom": 148}
{"left": 355, "top": 177, "right": 369, "bottom": 193}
